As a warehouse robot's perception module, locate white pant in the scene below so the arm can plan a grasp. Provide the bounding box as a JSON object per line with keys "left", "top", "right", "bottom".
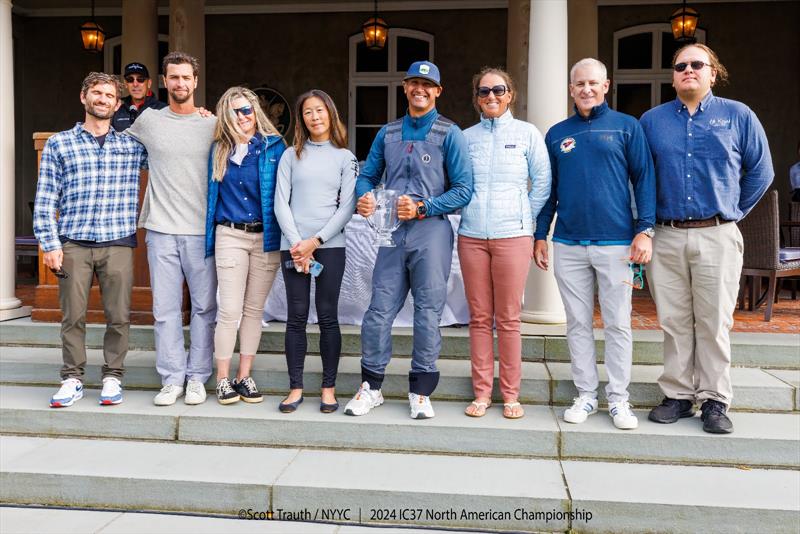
{"left": 553, "top": 243, "right": 633, "bottom": 403}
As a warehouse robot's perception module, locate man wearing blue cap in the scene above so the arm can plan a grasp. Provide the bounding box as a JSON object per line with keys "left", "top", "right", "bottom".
{"left": 112, "top": 62, "right": 166, "bottom": 132}
{"left": 344, "top": 60, "right": 473, "bottom": 419}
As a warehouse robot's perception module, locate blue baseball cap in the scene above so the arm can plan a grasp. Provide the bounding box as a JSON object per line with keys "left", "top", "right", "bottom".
{"left": 404, "top": 61, "right": 441, "bottom": 86}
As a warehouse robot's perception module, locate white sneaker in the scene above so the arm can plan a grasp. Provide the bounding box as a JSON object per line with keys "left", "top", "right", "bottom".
{"left": 99, "top": 376, "right": 123, "bottom": 405}
{"left": 184, "top": 379, "right": 207, "bottom": 405}
{"left": 344, "top": 381, "right": 384, "bottom": 416}
{"left": 563, "top": 394, "right": 598, "bottom": 424}
{"left": 154, "top": 384, "right": 184, "bottom": 406}
{"left": 609, "top": 401, "right": 639, "bottom": 430}
{"left": 409, "top": 393, "right": 435, "bottom": 419}
{"left": 50, "top": 378, "right": 83, "bottom": 408}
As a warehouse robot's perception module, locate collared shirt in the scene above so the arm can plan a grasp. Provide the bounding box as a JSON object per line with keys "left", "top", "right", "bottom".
{"left": 640, "top": 91, "right": 774, "bottom": 222}
{"left": 33, "top": 123, "right": 148, "bottom": 252}
{"left": 215, "top": 133, "right": 263, "bottom": 224}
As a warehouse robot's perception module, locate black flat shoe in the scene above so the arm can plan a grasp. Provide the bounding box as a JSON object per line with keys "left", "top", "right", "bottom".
{"left": 320, "top": 400, "right": 339, "bottom": 413}
{"left": 279, "top": 395, "right": 304, "bottom": 413}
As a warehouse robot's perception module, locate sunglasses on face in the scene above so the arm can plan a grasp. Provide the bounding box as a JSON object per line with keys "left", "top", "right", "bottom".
{"left": 673, "top": 61, "right": 710, "bottom": 72}
{"left": 476, "top": 85, "right": 508, "bottom": 98}
{"left": 124, "top": 76, "right": 147, "bottom": 84}
{"left": 232, "top": 105, "right": 254, "bottom": 116}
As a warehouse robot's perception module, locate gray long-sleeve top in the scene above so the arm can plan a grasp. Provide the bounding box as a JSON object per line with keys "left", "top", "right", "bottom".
{"left": 274, "top": 140, "right": 358, "bottom": 250}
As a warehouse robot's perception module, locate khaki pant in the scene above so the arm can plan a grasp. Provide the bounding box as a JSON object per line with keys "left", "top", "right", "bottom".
{"left": 214, "top": 226, "right": 280, "bottom": 360}
{"left": 59, "top": 243, "right": 133, "bottom": 380}
{"left": 647, "top": 222, "right": 743, "bottom": 406}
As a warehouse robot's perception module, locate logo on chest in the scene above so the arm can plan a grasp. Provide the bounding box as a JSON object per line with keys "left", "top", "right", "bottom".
{"left": 560, "top": 137, "right": 576, "bottom": 153}
{"left": 421, "top": 153, "right": 432, "bottom": 164}
{"left": 709, "top": 118, "right": 731, "bottom": 128}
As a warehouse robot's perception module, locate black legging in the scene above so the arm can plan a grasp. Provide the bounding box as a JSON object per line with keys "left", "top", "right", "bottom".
{"left": 281, "top": 247, "right": 345, "bottom": 389}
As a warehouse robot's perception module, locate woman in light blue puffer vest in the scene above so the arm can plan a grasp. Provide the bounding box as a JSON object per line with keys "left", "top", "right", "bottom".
{"left": 459, "top": 67, "right": 552, "bottom": 420}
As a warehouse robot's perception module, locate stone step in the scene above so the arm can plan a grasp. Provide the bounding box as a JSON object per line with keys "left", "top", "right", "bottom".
{"left": 2, "top": 386, "right": 798, "bottom": 468}
{"left": 1, "top": 435, "right": 798, "bottom": 533}
{"left": 1, "top": 347, "right": 796, "bottom": 410}
{"left": 2, "top": 317, "right": 798, "bottom": 368}
{"left": 0, "top": 506, "right": 457, "bottom": 534}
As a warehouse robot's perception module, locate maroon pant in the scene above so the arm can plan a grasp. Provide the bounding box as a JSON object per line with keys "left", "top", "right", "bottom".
{"left": 458, "top": 235, "right": 532, "bottom": 400}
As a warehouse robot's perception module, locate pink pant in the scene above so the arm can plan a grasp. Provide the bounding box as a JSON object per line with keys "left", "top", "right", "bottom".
{"left": 458, "top": 235, "right": 532, "bottom": 400}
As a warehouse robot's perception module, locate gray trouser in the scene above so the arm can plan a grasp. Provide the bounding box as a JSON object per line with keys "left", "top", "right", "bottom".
{"left": 59, "top": 243, "right": 133, "bottom": 380}
{"left": 361, "top": 217, "right": 453, "bottom": 395}
{"left": 647, "top": 222, "right": 742, "bottom": 406}
{"left": 553, "top": 243, "right": 633, "bottom": 403}
{"left": 146, "top": 230, "right": 217, "bottom": 386}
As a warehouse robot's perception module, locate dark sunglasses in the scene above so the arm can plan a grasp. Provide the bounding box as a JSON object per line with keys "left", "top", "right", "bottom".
{"left": 232, "top": 105, "right": 254, "bottom": 116}
{"left": 124, "top": 75, "right": 148, "bottom": 84}
{"left": 50, "top": 267, "right": 70, "bottom": 279}
{"left": 476, "top": 85, "right": 508, "bottom": 98}
{"left": 673, "top": 61, "right": 710, "bottom": 73}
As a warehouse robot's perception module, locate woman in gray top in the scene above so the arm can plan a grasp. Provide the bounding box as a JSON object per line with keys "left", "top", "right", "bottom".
{"left": 274, "top": 89, "right": 357, "bottom": 413}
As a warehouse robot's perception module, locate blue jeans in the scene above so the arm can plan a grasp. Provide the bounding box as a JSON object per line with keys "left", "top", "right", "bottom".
{"left": 360, "top": 217, "right": 453, "bottom": 396}
{"left": 146, "top": 230, "right": 217, "bottom": 386}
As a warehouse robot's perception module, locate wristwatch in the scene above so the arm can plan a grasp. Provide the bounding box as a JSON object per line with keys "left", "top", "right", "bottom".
{"left": 416, "top": 201, "right": 427, "bottom": 220}
{"left": 314, "top": 235, "right": 324, "bottom": 245}
{"left": 639, "top": 227, "right": 655, "bottom": 238}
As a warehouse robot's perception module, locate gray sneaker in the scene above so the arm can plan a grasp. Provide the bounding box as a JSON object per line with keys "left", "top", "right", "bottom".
{"left": 184, "top": 380, "right": 207, "bottom": 405}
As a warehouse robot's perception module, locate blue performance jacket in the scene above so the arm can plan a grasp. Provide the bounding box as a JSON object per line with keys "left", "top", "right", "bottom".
{"left": 205, "top": 134, "right": 287, "bottom": 257}
{"left": 535, "top": 102, "right": 656, "bottom": 244}
{"left": 640, "top": 92, "right": 773, "bottom": 222}
{"left": 355, "top": 108, "right": 473, "bottom": 217}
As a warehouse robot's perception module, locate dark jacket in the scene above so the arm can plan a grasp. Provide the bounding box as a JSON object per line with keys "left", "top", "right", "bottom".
{"left": 112, "top": 93, "right": 167, "bottom": 132}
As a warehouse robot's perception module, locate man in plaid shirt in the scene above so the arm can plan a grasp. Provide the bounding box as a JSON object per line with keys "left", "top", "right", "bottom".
{"left": 33, "top": 72, "right": 147, "bottom": 408}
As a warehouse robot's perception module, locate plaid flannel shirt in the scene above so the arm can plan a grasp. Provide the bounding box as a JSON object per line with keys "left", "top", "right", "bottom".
{"left": 33, "top": 123, "right": 148, "bottom": 252}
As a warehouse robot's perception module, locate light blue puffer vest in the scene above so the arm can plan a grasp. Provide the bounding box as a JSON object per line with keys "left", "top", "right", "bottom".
{"left": 459, "top": 110, "right": 551, "bottom": 239}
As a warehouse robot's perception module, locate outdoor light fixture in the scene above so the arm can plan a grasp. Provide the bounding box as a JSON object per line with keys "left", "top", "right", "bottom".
{"left": 80, "top": 0, "right": 106, "bottom": 52}
{"left": 362, "top": 0, "right": 388, "bottom": 50}
{"left": 670, "top": 0, "right": 699, "bottom": 43}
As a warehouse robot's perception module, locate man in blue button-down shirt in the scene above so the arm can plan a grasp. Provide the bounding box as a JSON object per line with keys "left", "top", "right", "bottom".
{"left": 640, "top": 44, "right": 773, "bottom": 434}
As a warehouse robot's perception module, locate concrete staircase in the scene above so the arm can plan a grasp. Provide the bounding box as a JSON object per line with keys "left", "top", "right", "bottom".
{"left": 1, "top": 318, "right": 798, "bottom": 533}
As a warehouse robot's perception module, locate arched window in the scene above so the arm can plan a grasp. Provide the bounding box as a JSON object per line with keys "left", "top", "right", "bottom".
{"left": 348, "top": 29, "right": 434, "bottom": 160}
{"left": 612, "top": 24, "right": 706, "bottom": 118}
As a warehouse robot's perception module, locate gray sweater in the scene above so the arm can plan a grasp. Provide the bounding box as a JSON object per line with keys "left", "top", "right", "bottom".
{"left": 126, "top": 107, "right": 216, "bottom": 235}
{"left": 274, "top": 140, "right": 357, "bottom": 250}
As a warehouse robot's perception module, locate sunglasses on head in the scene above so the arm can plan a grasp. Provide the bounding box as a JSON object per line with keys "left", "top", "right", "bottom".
{"left": 232, "top": 105, "right": 254, "bottom": 116}
{"left": 673, "top": 61, "right": 710, "bottom": 72}
{"left": 124, "top": 75, "right": 147, "bottom": 84}
{"left": 476, "top": 85, "right": 508, "bottom": 98}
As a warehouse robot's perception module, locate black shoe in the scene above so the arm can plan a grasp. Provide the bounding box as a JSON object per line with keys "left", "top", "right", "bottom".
{"left": 700, "top": 399, "right": 733, "bottom": 434}
{"left": 233, "top": 376, "right": 263, "bottom": 404}
{"left": 648, "top": 397, "right": 695, "bottom": 423}
{"left": 216, "top": 378, "right": 240, "bottom": 405}
{"left": 279, "top": 395, "right": 304, "bottom": 413}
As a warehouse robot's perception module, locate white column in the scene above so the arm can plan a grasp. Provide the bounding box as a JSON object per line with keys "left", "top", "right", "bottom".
{"left": 520, "top": 0, "right": 568, "bottom": 324}
{"left": 0, "top": 0, "right": 30, "bottom": 320}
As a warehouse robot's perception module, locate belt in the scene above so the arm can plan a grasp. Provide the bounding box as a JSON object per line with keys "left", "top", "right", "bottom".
{"left": 218, "top": 221, "right": 263, "bottom": 233}
{"left": 657, "top": 216, "right": 732, "bottom": 229}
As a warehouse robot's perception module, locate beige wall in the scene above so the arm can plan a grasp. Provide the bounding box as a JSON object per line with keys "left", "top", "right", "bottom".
{"left": 598, "top": 1, "right": 800, "bottom": 213}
